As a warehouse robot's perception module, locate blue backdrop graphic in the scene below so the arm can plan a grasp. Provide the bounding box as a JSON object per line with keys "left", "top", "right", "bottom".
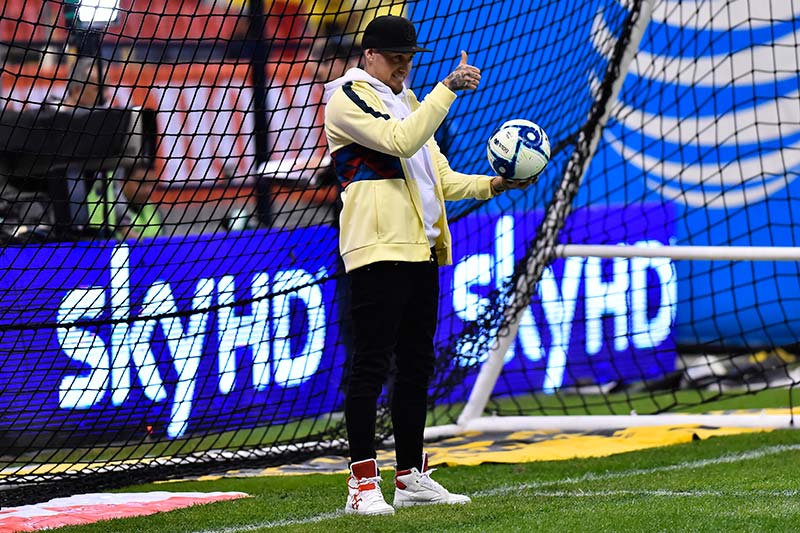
{"left": 440, "top": 204, "right": 676, "bottom": 399}
{"left": 0, "top": 230, "right": 345, "bottom": 441}
{"left": 0, "top": 203, "right": 674, "bottom": 441}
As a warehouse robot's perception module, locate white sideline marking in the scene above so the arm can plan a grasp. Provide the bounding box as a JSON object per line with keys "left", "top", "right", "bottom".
{"left": 194, "top": 444, "right": 800, "bottom": 532}
{"left": 196, "top": 510, "right": 344, "bottom": 532}
{"left": 518, "top": 489, "right": 800, "bottom": 498}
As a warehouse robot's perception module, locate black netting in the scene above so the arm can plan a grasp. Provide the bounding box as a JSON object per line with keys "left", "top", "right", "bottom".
{"left": 1, "top": 0, "right": 797, "bottom": 507}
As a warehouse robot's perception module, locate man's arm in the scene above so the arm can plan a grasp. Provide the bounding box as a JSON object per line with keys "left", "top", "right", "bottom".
{"left": 434, "top": 141, "right": 533, "bottom": 200}
{"left": 325, "top": 82, "right": 455, "bottom": 159}
{"left": 432, "top": 140, "right": 495, "bottom": 201}
{"left": 325, "top": 51, "right": 483, "bottom": 158}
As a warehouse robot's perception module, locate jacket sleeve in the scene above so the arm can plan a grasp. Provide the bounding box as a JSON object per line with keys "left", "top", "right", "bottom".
{"left": 325, "top": 82, "right": 457, "bottom": 159}
{"left": 432, "top": 140, "right": 496, "bottom": 201}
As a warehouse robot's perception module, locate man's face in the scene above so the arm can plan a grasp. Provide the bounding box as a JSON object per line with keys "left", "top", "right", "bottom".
{"left": 365, "top": 50, "right": 415, "bottom": 94}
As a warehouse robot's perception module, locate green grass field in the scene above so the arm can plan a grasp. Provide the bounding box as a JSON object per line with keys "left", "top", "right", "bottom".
{"left": 52, "top": 427, "right": 800, "bottom": 532}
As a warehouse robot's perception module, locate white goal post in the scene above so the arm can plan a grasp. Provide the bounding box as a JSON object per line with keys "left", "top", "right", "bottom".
{"left": 424, "top": 242, "right": 800, "bottom": 440}
{"left": 423, "top": 243, "right": 800, "bottom": 441}
{"left": 556, "top": 245, "right": 800, "bottom": 262}
{"left": 426, "top": 0, "right": 799, "bottom": 439}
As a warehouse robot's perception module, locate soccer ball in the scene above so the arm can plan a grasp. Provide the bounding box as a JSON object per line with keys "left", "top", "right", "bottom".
{"left": 486, "top": 119, "right": 550, "bottom": 181}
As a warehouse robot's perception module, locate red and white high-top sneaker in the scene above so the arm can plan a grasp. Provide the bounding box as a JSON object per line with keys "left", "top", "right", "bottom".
{"left": 394, "top": 452, "right": 471, "bottom": 507}
{"left": 345, "top": 458, "right": 395, "bottom": 516}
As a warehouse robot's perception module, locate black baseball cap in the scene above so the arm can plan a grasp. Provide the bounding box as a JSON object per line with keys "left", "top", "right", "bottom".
{"left": 362, "top": 15, "right": 432, "bottom": 53}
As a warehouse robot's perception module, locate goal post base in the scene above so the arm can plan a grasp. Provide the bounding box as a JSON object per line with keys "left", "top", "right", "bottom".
{"left": 425, "top": 414, "right": 796, "bottom": 440}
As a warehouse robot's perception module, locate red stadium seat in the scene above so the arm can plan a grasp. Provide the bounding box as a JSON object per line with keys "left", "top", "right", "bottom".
{"left": 0, "top": 0, "right": 308, "bottom": 63}
{"left": 264, "top": 0, "right": 306, "bottom": 41}
{"left": 115, "top": 0, "right": 304, "bottom": 43}
{"left": 116, "top": 0, "right": 241, "bottom": 41}
{"left": 0, "top": 0, "right": 60, "bottom": 45}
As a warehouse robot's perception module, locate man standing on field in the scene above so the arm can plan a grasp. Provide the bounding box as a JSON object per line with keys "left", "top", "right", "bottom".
{"left": 323, "top": 14, "right": 524, "bottom": 516}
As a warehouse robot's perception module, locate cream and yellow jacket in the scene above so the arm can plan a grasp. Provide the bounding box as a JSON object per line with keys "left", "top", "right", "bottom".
{"left": 323, "top": 68, "right": 496, "bottom": 272}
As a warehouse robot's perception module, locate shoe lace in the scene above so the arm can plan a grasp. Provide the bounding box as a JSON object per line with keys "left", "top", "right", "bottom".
{"left": 358, "top": 474, "right": 382, "bottom": 487}
{"left": 417, "top": 468, "right": 448, "bottom": 493}
{"left": 356, "top": 475, "right": 387, "bottom": 504}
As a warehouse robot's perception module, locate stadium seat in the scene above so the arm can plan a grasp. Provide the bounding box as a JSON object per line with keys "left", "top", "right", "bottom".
{"left": 0, "top": 0, "right": 60, "bottom": 45}
{"left": 264, "top": 0, "right": 306, "bottom": 41}
{"left": 117, "top": 0, "right": 240, "bottom": 41}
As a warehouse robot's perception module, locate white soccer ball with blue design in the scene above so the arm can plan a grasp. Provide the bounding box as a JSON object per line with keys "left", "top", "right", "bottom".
{"left": 487, "top": 119, "right": 550, "bottom": 182}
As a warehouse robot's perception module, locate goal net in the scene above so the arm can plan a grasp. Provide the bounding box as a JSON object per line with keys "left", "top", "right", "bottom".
{"left": 0, "top": 0, "right": 797, "bottom": 506}
{"left": 430, "top": 0, "right": 800, "bottom": 434}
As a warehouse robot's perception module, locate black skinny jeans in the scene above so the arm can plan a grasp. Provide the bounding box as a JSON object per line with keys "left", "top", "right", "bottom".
{"left": 345, "top": 253, "right": 438, "bottom": 472}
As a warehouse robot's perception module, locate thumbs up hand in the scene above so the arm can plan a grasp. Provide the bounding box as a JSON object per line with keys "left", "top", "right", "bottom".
{"left": 443, "top": 50, "right": 482, "bottom": 91}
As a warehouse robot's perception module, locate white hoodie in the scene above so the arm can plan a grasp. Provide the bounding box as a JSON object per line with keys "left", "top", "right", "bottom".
{"left": 324, "top": 68, "right": 442, "bottom": 246}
